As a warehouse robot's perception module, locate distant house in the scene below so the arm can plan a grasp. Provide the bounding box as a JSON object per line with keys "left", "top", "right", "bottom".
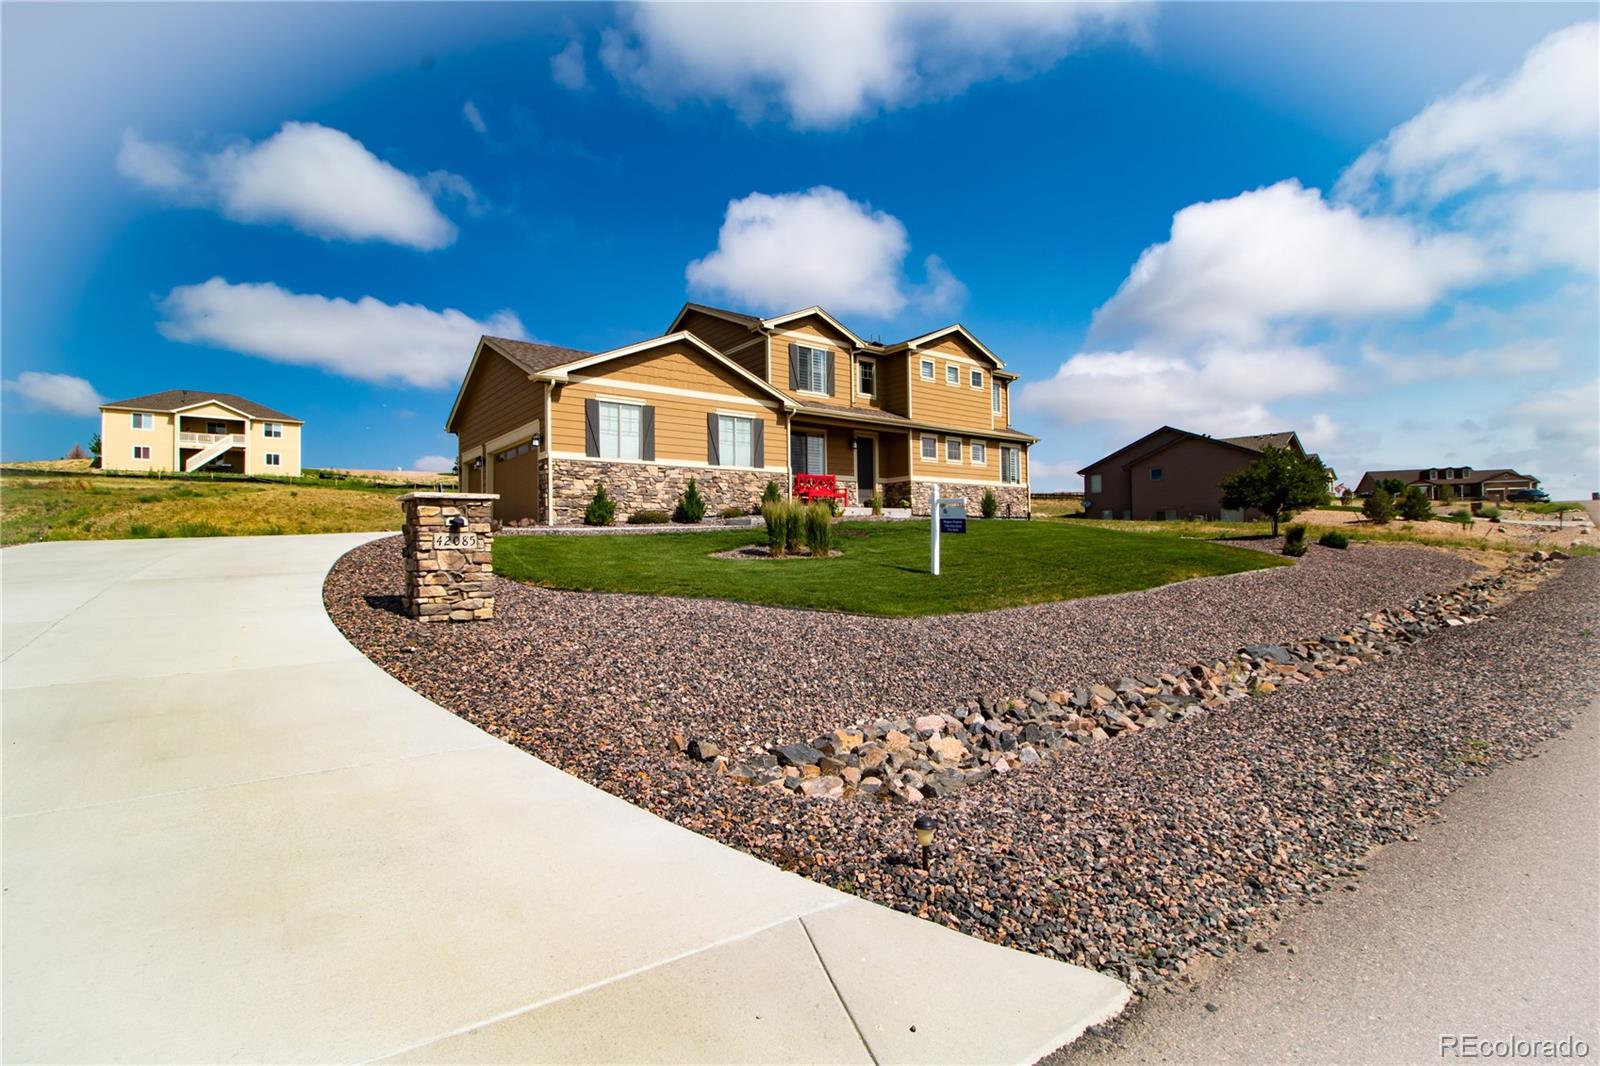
{"left": 1079, "top": 425, "right": 1314, "bottom": 521}
{"left": 99, "top": 390, "right": 302, "bottom": 476}
{"left": 1354, "top": 466, "right": 1537, "bottom": 501}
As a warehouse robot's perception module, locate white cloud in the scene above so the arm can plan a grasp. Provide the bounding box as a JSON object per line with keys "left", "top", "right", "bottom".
{"left": 412, "top": 454, "right": 456, "bottom": 473}
{"left": 551, "top": 39, "right": 589, "bottom": 91}
{"left": 1299, "top": 413, "right": 1340, "bottom": 453}
{"left": 686, "top": 186, "right": 962, "bottom": 318}
{"left": 1505, "top": 378, "right": 1600, "bottom": 496}
{"left": 1337, "top": 21, "right": 1599, "bottom": 207}
{"left": 462, "top": 101, "right": 487, "bottom": 135}
{"left": 117, "top": 122, "right": 467, "bottom": 250}
{"left": 1361, "top": 339, "right": 1566, "bottom": 384}
{"left": 1017, "top": 343, "right": 1340, "bottom": 436}
{"left": 156, "top": 278, "right": 525, "bottom": 389}
{"left": 1090, "top": 180, "right": 1489, "bottom": 346}
{"left": 599, "top": 2, "right": 1141, "bottom": 129}
{"left": 1022, "top": 455, "right": 1087, "bottom": 492}
{"left": 1473, "top": 188, "right": 1600, "bottom": 276}
{"left": 2, "top": 371, "right": 104, "bottom": 416}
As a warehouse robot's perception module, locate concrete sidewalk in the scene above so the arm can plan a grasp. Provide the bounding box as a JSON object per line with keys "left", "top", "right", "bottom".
{"left": 1, "top": 534, "right": 1127, "bottom": 1064}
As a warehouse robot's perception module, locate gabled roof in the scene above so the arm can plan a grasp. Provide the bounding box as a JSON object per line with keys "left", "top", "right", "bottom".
{"left": 100, "top": 389, "right": 300, "bottom": 422}
{"left": 483, "top": 336, "right": 596, "bottom": 376}
{"left": 539, "top": 331, "right": 797, "bottom": 410}
{"left": 759, "top": 306, "right": 868, "bottom": 348}
{"left": 666, "top": 302, "right": 763, "bottom": 334}
{"left": 1078, "top": 425, "right": 1303, "bottom": 475}
{"left": 1358, "top": 467, "right": 1536, "bottom": 487}
{"left": 884, "top": 324, "right": 1005, "bottom": 368}
{"left": 1223, "top": 431, "right": 1299, "bottom": 452}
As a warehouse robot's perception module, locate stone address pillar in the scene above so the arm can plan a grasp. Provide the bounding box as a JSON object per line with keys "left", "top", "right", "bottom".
{"left": 399, "top": 492, "right": 499, "bottom": 622}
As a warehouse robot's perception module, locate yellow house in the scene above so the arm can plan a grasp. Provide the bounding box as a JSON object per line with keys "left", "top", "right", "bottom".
{"left": 98, "top": 390, "right": 303, "bottom": 477}
{"left": 446, "top": 303, "right": 1037, "bottom": 524}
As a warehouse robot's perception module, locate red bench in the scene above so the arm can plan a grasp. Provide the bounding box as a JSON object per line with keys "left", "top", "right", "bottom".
{"left": 794, "top": 473, "right": 847, "bottom": 505}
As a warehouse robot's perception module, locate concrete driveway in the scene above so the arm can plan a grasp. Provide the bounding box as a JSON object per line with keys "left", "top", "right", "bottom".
{"left": 1, "top": 534, "right": 1126, "bottom": 1064}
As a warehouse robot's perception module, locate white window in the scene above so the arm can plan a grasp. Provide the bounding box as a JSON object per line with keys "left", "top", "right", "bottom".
{"left": 946, "top": 438, "right": 962, "bottom": 462}
{"left": 263, "top": 422, "right": 283, "bottom": 438}
{"left": 970, "top": 442, "right": 986, "bottom": 466}
{"left": 597, "top": 400, "right": 642, "bottom": 460}
{"left": 716, "top": 414, "right": 755, "bottom": 467}
{"left": 131, "top": 413, "right": 153, "bottom": 430}
{"left": 1001, "top": 447, "right": 1021, "bottom": 484}
{"left": 795, "top": 345, "right": 829, "bottom": 393}
{"left": 265, "top": 453, "right": 282, "bottom": 467}
{"left": 791, "top": 432, "right": 826, "bottom": 474}
{"left": 1150, "top": 467, "right": 1163, "bottom": 481}
{"left": 945, "top": 364, "right": 959, "bottom": 386}
{"left": 920, "top": 435, "right": 937, "bottom": 461}
{"left": 970, "top": 369, "right": 983, "bottom": 389}
{"left": 1089, "top": 474, "right": 1102, "bottom": 494}
{"left": 131, "top": 445, "right": 151, "bottom": 460}
{"left": 992, "top": 382, "right": 1003, "bottom": 414}
{"left": 920, "top": 358, "right": 934, "bottom": 381}
{"left": 857, "top": 357, "right": 876, "bottom": 396}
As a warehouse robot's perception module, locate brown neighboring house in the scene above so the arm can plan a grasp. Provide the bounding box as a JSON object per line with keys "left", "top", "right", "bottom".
{"left": 1078, "top": 426, "right": 1310, "bottom": 521}
{"left": 1354, "top": 466, "right": 1538, "bottom": 501}
{"left": 445, "top": 302, "right": 1039, "bottom": 525}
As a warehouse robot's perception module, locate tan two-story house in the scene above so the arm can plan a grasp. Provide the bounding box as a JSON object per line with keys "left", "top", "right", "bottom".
{"left": 99, "top": 390, "right": 303, "bottom": 476}
{"left": 446, "top": 302, "right": 1037, "bottom": 525}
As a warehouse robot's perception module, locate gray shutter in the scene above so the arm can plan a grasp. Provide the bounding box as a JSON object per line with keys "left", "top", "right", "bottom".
{"left": 707, "top": 413, "right": 721, "bottom": 466}
{"left": 640, "top": 405, "right": 655, "bottom": 461}
{"left": 788, "top": 344, "right": 801, "bottom": 390}
{"left": 584, "top": 399, "right": 600, "bottom": 457}
{"left": 825, "top": 351, "right": 836, "bottom": 396}
{"left": 752, "top": 418, "right": 764, "bottom": 468}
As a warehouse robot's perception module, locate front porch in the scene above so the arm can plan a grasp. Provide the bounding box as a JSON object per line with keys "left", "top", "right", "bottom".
{"left": 787, "top": 417, "right": 913, "bottom": 509}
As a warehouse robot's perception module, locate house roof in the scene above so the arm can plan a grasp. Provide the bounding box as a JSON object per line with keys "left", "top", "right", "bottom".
{"left": 1078, "top": 425, "right": 1303, "bottom": 475}
{"left": 1358, "top": 467, "right": 1535, "bottom": 487}
{"left": 1222, "top": 431, "right": 1299, "bottom": 451}
{"left": 482, "top": 336, "right": 597, "bottom": 375}
{"left": 667, "top": 302, "right": 765, "bottom": 333}
{"left": 792, "top": 398, "right": 1040, "bottom": 443}
{"left": 669, "top": 302, "right": 1007, "bottom": 367}
{"left": 100, "top": 389, "right": 300, "bottom": 422}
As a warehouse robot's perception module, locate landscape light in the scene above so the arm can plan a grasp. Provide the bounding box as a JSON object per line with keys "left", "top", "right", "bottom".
{"left": 914, "top": 814, "right": 937, "bottom": 868}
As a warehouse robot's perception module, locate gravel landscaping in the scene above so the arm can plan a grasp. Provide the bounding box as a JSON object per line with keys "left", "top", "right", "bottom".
{"left": 325, "top": 538, "right": 1598, "bottom": 990}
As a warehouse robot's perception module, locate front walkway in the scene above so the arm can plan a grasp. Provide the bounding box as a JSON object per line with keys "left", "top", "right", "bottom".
{"left": 1, "top": 534, "right": 1126, "bottom": 1064}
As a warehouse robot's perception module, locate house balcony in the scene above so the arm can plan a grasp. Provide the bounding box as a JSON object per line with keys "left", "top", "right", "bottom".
{"left": 178, "top": 432, "right": 246, "bottom": 449}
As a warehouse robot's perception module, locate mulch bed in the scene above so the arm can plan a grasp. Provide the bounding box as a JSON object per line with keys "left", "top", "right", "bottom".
{"left": 324, "top": 538, "right": 1598, "bottom": 989}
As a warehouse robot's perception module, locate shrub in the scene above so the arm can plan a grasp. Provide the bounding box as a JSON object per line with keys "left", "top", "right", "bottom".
{"left": 673, "top": 478, "right": 707, "bottom": 523}
{"left": 783, "top": 500, "right": 804, "bottom": 553}
{"left": 1317, "top": 529, "right": 1349, "bottom": 549}
{"left": 981, "top": 488, "right": 998, "bottom": 519}
{"left": 1340, "top": 489, "right": 1354, "bottom": 506}
{"left": 1438, "top": 484, "right": 1457, "bottom": 505}
{"left": 1398, "top": 485, "right": 1434, "bottom": 522}
{"left": 1479, "top": 505, "right": 1501, "bottom": 520}
{"left": 761, "top": 501, "right": 787, "bottom": 556}
{"left": 583, "top": 483, "right": 617, "bottom": 526}
{"left": 1448, "top": 507, "right": 1474, "bottom": 525}
{"left": 1219, "top": 445, "right": 1330, "bottom": 535}
{"left": 869, "top": 492, "right": 883, "bottom": 516}
{"left": 1282, "top": 523, "right": 1308, "bottom": 557}
{"left": 719, "top": 505, "right": 748, "bottom": 519}
{"left": 762, "top": 480, "right": 782, "bottom": 506}
{"left": 627, "top": 509, "right": 670, "bottom": 525}
{"left": 803, "top": 502, "right": 834, "bottom": 554}
{"left": 1362, "top": 487, "right": 1395, "bottom": 525}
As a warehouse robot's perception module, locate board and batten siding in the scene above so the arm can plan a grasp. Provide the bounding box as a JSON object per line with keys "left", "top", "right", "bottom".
{"left": 455, "top": 349, "right": 544, "bottom": 450}
{"left": 549, "top": 342, "right": 784, "bottom": 468}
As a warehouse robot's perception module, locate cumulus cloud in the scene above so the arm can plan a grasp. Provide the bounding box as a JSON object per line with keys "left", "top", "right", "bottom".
{"left": 117, "top": 122, "right": 469, "bottom": 250}
{"left": 686, "top": 186, "right": 963, "bottom": 318}
{"left": 1337, "top": 21, "right": 1598, "bottom": 208}
{"left": 2, "top": 371, "right": 104, "bottom": 416}
{"left": 1505, "top": 378, "right": 1600, "bottom": 495}
{"left": 462, "top": 101, "right": 488, "bottom": 135}
{"left": 412, "top": 454, "right": 456, "bottom": 473}
{"left": 1090, "top": 180, "right": 1489, "bottom": 346}
{"left": 156, "top": 278, "right": 525, "bottom": 389}
{"left": 551, "top": 39, "right": 589, "bottom": 90}
{"left": 1361, "top": 339, "right": 1566, "bottom": 384}
{"left": 599, "top": 2, "right": 1140, "bottom": 128}
{"left": 1017, "top": 344, "right": 1340, "bottom": 436}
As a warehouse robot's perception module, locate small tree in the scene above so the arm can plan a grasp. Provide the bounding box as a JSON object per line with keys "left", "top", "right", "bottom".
{"left": 1339, "top": 488, "right": 1354, "bottom": 506}
{"left": 583, "top": 483, "right": 617, "bottom": 526}
{"left": 1363, "top": 486, "right": 1396, "bottom": 525}
{"left": 674, "top": 478, "right": 706, "bottom": 523}
{"left": 1398, "top": 485, "right": 1434, "bottom": 522}
{"left": 1378, "top": 477, "right": 1407, "bottom": 496}
{"left": 1218, "top": 446, "right": 1329, "bottom": 536}
{"left": 89, "top": 433, "right": 102, "bottom": 458}
{"left": 1437, "top": 483, "right": 1456, "bottom": 505}
{"left": 762, "top": 480, "right": 782, "bottom": 506}
{"left": 63, "top": 443, "right": 87, "bottom": 460}
{"left": 980, "top": 488, "right": 998, "bottom": 519}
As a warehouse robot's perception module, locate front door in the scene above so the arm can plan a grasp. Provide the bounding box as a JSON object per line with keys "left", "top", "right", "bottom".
{"left": 855, "top": 437, "right": 876, "bottom": 501}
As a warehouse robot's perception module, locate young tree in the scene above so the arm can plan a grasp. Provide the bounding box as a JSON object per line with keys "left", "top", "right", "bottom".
{"left": 1363, "top": 486, "right": 1396, "bottom": 525}
{"left": 89, "top": 433, "right": 102, "bottom": 458}
{"left": 1378, "top": 477, "right": 1407, "bottom": 496}
{"left": 1398, "top": 485, "right": 1434, "bottom": 521}
{"left": 1218, "top": 446, "right": 1329, "bottom": 536}
{"left": 1437, "top": 483, "right": 1456, "bottom": 505}
{"left": 63, "top": 443, "right": 87, "bottom": 460}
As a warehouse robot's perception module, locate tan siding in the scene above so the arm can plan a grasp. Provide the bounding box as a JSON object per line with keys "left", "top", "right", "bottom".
{"left": 455, "top": 349, "right": 543, "bottom": 449}
{"left": 909, "top": 356, "right": 992, "bottom": 429}
{"left": 100, "top": 410, "right": 175, "bottom": 472}
{"left": 770, "top": 316, "right": 852, "bottom": 404}
{"left": 245, "top": 421, "right": 302, "bottom": 476}
{"left": 850, "top": 353, "right": 885, "bottom": 412}
{"left": 876, "top": 354, "right": 910, "bottom": 417}
{"left": 994, "top": 379, "right": 1010, "bottom": 428}
{"left": 910, "top": 431, "right": 1026, "bottom": 484}
{"left": 678, "top": 310, "right": 765, "bottom": 378}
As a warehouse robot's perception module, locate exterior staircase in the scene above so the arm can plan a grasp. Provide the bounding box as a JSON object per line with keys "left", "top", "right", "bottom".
{"left": 182, "top": 434, "right": 238, "bottom": 472}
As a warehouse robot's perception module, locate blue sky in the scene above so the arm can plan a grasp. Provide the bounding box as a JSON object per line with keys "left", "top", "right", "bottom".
{"left": 3, "top": 2, "right": 1596, "bottom": 495}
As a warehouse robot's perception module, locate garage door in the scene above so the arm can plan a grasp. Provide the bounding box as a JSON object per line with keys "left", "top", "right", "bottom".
{"left": 492, "top": 444, "right": 541, "bottom": 522}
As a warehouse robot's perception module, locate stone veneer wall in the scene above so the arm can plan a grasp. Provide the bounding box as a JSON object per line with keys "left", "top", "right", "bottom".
{"left": 909, "top": 482, "right": 1031, "bottom": 518}
{"left": 400, "top": 492, "right": 497, "bottom": 622}
{"left": 549, "top": 459, "right": 777, "bottom": 524}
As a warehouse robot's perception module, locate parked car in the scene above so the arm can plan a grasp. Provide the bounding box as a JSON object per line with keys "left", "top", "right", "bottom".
{"left": 1506, "top": 488, "right": 1549, "bottom": 502}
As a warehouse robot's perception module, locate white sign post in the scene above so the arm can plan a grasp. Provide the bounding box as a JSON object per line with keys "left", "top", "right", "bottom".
{"left": 929, "top": 483, "right": 967, "bottom": 576}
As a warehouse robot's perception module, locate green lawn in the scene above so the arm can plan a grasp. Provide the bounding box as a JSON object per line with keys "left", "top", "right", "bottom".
{"left": 493, "top": 520, "right": 1288, "bottom": 617}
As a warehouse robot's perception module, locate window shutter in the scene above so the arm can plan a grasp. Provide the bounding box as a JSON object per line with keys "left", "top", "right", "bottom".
{"left": 825, "top": 351, "right": 836, "bottom": 395}
{"left": 640, "top": 405, "right": 656, "bottom": 461}
{"left": 752, "top": 418, "right": 765, "bottom": 468}
{"left": 584, "top": 399, "right": 600, "bottom": 457}
{"left": 788, "top": 344, "right": 801, "bottom": 391}
{"left": 707, "top": 413, "right": 721, "bottom": 466}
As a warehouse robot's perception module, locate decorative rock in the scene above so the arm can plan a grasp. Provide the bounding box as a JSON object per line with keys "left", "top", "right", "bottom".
{"left": 774, "top": 742, "right": 824, "bottom": 767}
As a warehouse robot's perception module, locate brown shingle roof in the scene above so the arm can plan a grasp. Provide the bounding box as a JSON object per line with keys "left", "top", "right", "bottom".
{"left": 680, "top": 302, "right": 763, "bottom": 328}
{"left": 100, "top": 389, "right": 300, "bottom": 422}
{"left": 481, "top": 336, "right": 595, "bottom": 375}
{"left": 1222, "top": 431, "right": 1299, "bottom": 451}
